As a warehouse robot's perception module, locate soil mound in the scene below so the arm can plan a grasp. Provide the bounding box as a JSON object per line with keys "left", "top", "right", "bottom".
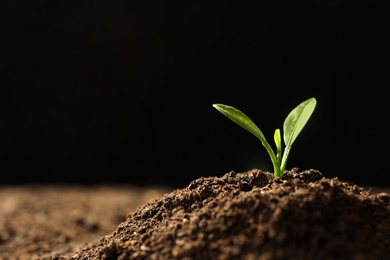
{"left": 62, "top": 168, "right": 390, "bottom": 260}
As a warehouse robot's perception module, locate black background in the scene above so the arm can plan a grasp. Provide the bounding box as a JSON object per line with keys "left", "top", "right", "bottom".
{"left": 1, "top": 0, "right": 388, "bottom": 188}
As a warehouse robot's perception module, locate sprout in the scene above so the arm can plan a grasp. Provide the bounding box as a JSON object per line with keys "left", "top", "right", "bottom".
{"left": 213, "top": 97, "right": 317, "bottom": 178}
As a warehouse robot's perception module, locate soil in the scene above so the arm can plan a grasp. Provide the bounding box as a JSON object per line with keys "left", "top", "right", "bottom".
{"left": 1, "top": 168, "right": 389, "bottom": 260}
{"left": 0, "top": 184, "right": 171, "bottom": 260}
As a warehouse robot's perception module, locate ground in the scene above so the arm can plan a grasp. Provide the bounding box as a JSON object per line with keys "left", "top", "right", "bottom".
{"left": 0, "top": 184, "right": 171, "bottom": 260}
{"left": 1, "top": 168, "right": 389, "bottom": 259}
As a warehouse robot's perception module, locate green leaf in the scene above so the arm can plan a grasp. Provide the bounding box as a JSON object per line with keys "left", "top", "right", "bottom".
{"left": 283, "top": 97, "right": 317, "bottom": 148}
{"left": 212, "top": 104, "right": 267, "bottom": 142}
{"left": 212, "top": 104, "right": 278, "bottom": 170}
{"left": 274, "top": 128, "right": 281, "bottom": 153}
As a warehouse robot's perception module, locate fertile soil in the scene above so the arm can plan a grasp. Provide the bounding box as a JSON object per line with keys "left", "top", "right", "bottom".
{"left": 1, "top": 168, "right": 389, "bottom": 259}
{"left": 0, "top": 184, "right": 171, "bottom": 260}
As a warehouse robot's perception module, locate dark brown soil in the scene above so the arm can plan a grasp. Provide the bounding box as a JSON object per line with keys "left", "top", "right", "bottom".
{"left": 1, "top": 168, "right": 390, "bottom": 259}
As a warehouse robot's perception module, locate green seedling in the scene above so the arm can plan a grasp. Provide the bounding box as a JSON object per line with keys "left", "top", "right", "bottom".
{"left": 213, "top": 97, "right": 317, "bottom": 178}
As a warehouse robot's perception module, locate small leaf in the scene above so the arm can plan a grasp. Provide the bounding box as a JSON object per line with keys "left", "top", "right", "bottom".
{"left": 283, "top": 97, "right": 317, "bottom": 148}
{"left": 212, "top": 103, "right": 278, "bottom": 170}
{"left": 212, "top": 104, "right": 267, "bottom": 142}
{"left": 274, "top": 128, "right": 281, "bottom": 154}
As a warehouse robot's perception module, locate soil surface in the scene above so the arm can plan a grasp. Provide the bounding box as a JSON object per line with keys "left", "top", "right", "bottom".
{"left": 1, "top": 168, "right": 390, "bottom": 260}
{"left": 0, "top": 184, "right": 171, "bottom": 260}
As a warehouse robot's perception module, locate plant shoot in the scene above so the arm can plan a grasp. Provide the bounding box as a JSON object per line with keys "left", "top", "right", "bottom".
{"left": 213, "top": 97, "right": 317, "bottom": 178}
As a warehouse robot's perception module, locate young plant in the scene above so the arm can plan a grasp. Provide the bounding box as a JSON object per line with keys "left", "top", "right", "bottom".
{"left": 213, "top": 97, "right": 317, "bottom": 178}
